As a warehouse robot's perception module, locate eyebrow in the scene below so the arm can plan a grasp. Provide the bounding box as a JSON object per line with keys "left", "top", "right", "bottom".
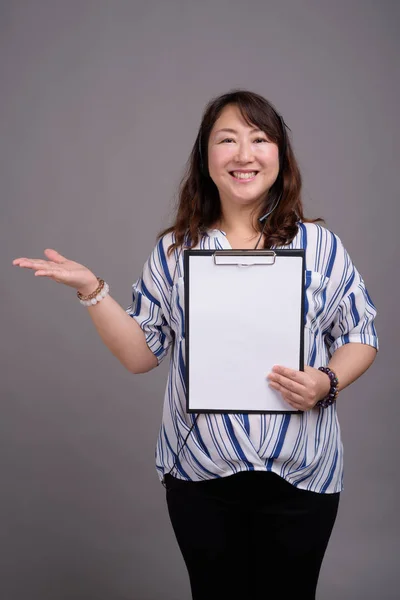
{"left": 214, "top": 127, "right": 264, "bottom": 135}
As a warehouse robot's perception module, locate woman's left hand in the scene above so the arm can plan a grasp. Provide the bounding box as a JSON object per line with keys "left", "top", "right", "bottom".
{"left": 267, "top": 365, "right": 331, "bottom": 411}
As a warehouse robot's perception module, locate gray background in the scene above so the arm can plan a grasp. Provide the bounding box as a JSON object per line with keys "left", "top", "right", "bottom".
{"left": 2, "top": 0, "right": 399, "bottom": 598}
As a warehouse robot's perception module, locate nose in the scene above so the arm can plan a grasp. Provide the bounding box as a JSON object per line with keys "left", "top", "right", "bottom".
{"left": 236, "top": 140, "right": 254, "bottom": 163}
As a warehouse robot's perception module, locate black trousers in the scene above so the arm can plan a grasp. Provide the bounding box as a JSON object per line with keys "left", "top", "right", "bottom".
{"left": 165, "top": 470, "right": 340, "bottom": 600}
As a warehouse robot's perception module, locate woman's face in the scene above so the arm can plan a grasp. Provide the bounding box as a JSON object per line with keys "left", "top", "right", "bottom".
{"left": 207, "top": 103, "right": 280, "bottom": 212}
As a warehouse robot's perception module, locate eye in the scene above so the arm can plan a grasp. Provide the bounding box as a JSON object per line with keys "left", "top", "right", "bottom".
{"left": 254, "top": 137, "right": 268, "bottom": 143}
{"left": 220, "top": 138, "right": 235, "bottom": 143}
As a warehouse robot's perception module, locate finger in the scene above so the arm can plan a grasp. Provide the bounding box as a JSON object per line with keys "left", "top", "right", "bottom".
{"left": 272, "top": 365, "right": 304, "bottom": 381}
{"left": 13, "top": 252, "right": 63, "bottom": 266}
{"left": 14, "top": 258, "right": 51, "bottom": 271}
{"left": 44, "top": 249, "right": 67, "bottom": 264}
{"left": 280, "top": 388, "right": 314, "bottom": 411}
{"left": 14, "top": 258, "right": 46, "bottom": 265}
{"left": 268, "top": 380, "right": 304, "bottom": 404}
{"left": 282, "top": 397, "right": 304, "bottom": 411}
{"left": 34, "top": 270, "right": 56, "bottom": 277}
{"left": 278, "top": 389, "right": 305, "bottom": 410}
{"left": 268, "top": 372, "right": 305, "bottom": 395}
{"left": 272, "top": 389, "right": 303, "bottom": 411}
{"left": 13, "top": 259, "right": 38, "bottom": 269}
{"left": 272, "top": 366, "right": 310, "bottom": 389}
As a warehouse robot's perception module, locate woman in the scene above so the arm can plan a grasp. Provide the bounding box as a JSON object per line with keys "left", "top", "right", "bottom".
{"left": 13, "top": 90, "right": 378, "bottom": 599}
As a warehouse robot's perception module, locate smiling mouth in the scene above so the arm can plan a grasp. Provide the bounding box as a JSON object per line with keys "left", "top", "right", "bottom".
{"left": 229, "top": 171, "right": 259, "bottom": 181}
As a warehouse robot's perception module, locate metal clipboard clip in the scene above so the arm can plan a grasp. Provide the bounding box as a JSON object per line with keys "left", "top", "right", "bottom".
{"left": 213, "top": 250, "right": 276, "bottom": 267}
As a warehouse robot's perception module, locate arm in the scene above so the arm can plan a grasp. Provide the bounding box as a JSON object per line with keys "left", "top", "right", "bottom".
{"left": 82, "top": 278, "right": 158, "bottom": 375}
{"left": 268, "top": 342, "right": 377, "bottom": 410}
{"left": 268, "top": 231, "right": 378, "bottom": 410}
{"left": 90, "top": 234, "right": 174, "bottom": 373}
{"left": 13, "top": 240, "right": 172, "bottom": 375}
{"left": 327, "top": 342, "right": 377, "bottom": 391}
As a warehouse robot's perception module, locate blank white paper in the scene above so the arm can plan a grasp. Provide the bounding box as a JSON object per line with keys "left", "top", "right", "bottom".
{"left": 187, "top": 252, "right": 303, "bottom": 412}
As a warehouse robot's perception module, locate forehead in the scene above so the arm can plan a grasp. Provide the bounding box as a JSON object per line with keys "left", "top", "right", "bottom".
{"left": 212, "top": 104, "right": 259, "bottom": 132}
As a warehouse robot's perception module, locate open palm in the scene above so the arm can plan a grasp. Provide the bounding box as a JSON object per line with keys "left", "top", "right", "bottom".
{"left": 13, "top": 248, "right": 97, "bottom": 292}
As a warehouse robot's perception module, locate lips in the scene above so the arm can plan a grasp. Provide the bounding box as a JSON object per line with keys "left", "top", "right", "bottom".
{"left": 229, "top": 170, "right": 259, "bottom": 174}
{"left": 229, "top": 171, "right": 259, "bottom": 181}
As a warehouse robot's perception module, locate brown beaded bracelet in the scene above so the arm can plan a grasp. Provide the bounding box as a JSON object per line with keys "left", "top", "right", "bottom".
{"left": 76, "top": 277, "right": 104, "bottom": 301}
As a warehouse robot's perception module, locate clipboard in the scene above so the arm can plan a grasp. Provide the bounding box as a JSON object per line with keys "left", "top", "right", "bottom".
{"left": 183, "top": 249, "right": 305, "bottom": 414}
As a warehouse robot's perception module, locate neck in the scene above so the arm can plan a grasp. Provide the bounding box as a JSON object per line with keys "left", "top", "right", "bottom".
{"left": 216, "top": 209, "right": 261, "bottom": 240}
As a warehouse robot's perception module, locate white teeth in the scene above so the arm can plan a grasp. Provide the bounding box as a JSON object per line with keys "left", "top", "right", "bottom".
{"left": 232, "top": 171, "right": 257, "bottom": 179}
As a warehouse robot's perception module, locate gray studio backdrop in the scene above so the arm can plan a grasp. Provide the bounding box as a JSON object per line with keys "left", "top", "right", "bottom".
{"left": 2, "top": 1, "right": 399, "bottom": 599}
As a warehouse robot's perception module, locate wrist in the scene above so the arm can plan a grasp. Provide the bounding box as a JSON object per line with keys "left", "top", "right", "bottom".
{"left": 77, "top": 277, "right": 110, "bottom": 307}
{"left": 316, "top": 367, "right": 339, "bottom": 408}
{"left": 318, "top": 370, "right": 331, "bottom": 400}
{"left": 77, "top": 276, "right": 99, "bottom": 297}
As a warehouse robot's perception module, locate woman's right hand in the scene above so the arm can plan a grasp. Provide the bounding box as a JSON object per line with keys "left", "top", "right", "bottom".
{"left": 12, "top": 249, "right": 99, "bottom": 296}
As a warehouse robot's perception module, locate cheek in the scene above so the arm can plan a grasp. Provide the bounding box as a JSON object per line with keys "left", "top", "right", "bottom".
{"left": 258, "top": 145, "right": 280, "bottom": 169}
{"left": 208, "top": 146, "right": 233, "bottom": 172}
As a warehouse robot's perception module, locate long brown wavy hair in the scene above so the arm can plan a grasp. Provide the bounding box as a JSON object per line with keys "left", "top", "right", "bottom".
{"left": 158, "top": 89, "right": 321, "bottom": 255}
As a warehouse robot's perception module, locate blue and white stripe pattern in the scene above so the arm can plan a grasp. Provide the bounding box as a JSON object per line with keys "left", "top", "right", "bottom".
{"left": 126, "top": 222, "right": 378, "bottom": 493}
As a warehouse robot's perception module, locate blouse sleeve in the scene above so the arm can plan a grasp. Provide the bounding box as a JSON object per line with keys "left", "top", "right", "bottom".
{"left": 125, "top": 235, "right": 174, "bottom": 365}
{"left": 324, "top": 234, "right": 379, "bottom": 356}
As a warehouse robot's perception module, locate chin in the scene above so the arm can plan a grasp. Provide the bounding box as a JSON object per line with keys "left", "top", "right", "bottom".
{"left": 227, "top": 196, "right": 264, "bottom": 208}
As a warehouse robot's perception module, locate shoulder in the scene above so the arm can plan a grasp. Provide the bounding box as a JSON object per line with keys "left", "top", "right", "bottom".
{"left": 153, "top": 231, "right": 176, "bottom": 258}
{"left": 298, "top": 222, "right": 348, "bottom": 275}
{"left": 148, "top": 231, "right": 182, "bottom": 285}
{"left": 297, "top": 221, "right": 342, "bottom": 247}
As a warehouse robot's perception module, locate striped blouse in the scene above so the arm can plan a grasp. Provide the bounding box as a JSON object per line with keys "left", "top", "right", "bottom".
{"left": 126, "top": 222, "right": 378, "bottom": 493}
